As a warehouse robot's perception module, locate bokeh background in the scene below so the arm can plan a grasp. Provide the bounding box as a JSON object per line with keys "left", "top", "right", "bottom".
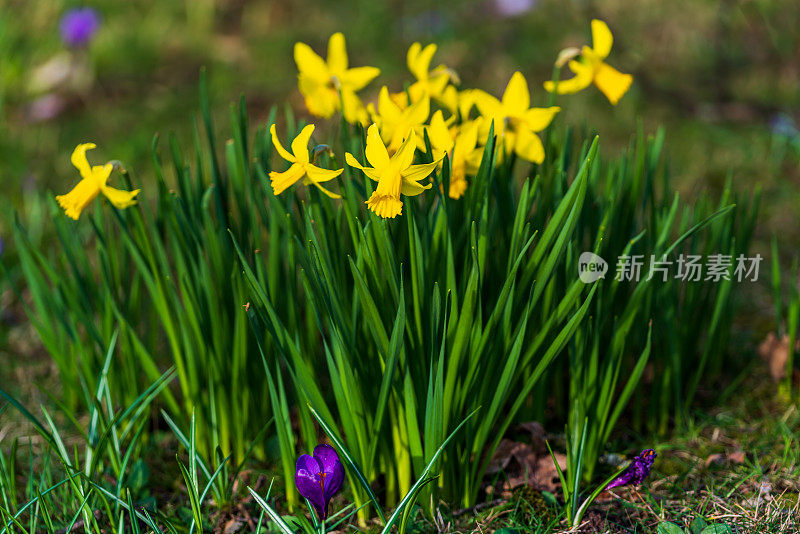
{"left": 1, "top": 0, "right": 799, "bottom": 281}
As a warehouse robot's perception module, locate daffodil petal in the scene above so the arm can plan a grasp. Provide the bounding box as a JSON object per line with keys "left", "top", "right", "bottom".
{"left": 440, "top": 85, "right": 460, "bottom": 115}
{"left": 514, "top": 128, "right": 545, "bottom": 164}
{"left": 291, "top": 125, "right": 315, "bottom": 164}
{"left": 522, "top": 106, "right": 561, "bottom": 132}
{"left": 70, "top": 143, "right": 96, "bottom": 180}
{"left": 407, "top": 82, "right": 427, "bottom": 105}
{"left": 401, "top": 160, "right": 439, "bottom": 183}
{"left": 307, "top": 179, "right": 342, "bottom": 198}
{"left": 427, "top": 110, "right": 454, "bottom": 153}
{"left": 406, "top": 42, "right": 422, "bottom": 75}
{"left": 270, "top": 124, "right": 297, "bottom": 163}
{"left": 544, "top": 61, "right": 594, "bottom": 95}
{"left": 327, "top": 32, "right": 348, "bottom": 74}
{"left": 345, "top": 153, "right": 363, "bottom": 169}
{"left": 394, "top": 131, "right": 417, "bottom": 171}
{"left": 458, "top": 89, "right": 480, "bottom": 120}
{"left": 401, "top": 180, "right": 432, "bottom": 196}
{"left": 345, "top": 153, "right": 381, "bottom": 182}
{"left": 340, "top": 88, "right": 369, "bottom": 125}
{"left": 471, "top": 89, "right": 503, "bottom": 123}
{"left": 447, "top": 177, "right": 467, "bottom": 199}
{"left": 298, "top": 77, "right": 339, "bottom": 118}
{"left": 408, "top": 42, "right": 436, "bottom": 81}
{"left": 427, "top": 73, "right": 451, "bottom": 99}
{"left": 101, "top": 184, "right": 140, "bottom": 209}
{"left": 339, "top": 66, "right": 380, "bottom": 91}
{"left": 91, "top": 163, "right": 114, "bottom": 185}
{"left": 501, "top": 71, "right": 530, "bottom": 115}
{"left": 377, "top": 86, "right": 403, "bottom": 123}
{"left": 499, "top": 132, "right": 515, "bottom": 157}
{"left": 594, "top": 62, "right": 633, "bottom": 105}
{"left": 465, "top": 146, "right": 485, "bottom": 175}
{"left": 294, "top": 42, "right": 330, "bottom": 84}
{"left": 305, "top": 164, "right": 343, "bottom": 183}
{"left": 455, "top": 118, "right": 480, "bottom": 155}
{"left": 407, "top": 93, "right": 430, "bottom": 126}
{"left": 365, "top": 124, "right": 391, "bottom": 170}
{"left": 591, "top": 19, "right": 613, "bottom": 59}
{"left": 389, "top": 90, "right": 410, "bottom": 109}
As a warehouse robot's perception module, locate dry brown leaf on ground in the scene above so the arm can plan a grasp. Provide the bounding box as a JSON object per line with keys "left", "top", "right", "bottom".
{"left": 485, "top": 428, "right": 567, "bottom": 495}
{"left": 517, "top": 421, "right": 548, "bottom": 454}
{"left": 757, "top": 332, "right": 799, "bottom": 381}
{"left": 705, "top": 449, "right": 747, "bottom": 467}
{"left": 728, "top": 450, "right": 746, "bottom": 464}
{"left": 500, "top": 451, "right": 567, "bottom": 494}
{"left": 486, "top": 438, "right": 538, "bottom": 475}
{"left": 529, "top": 452, "right": 567, "bottom": 493}
{"left": 222, "top": 519, "right": 243, "bottom": 534}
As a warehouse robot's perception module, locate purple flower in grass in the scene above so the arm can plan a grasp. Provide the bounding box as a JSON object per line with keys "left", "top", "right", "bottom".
{"left": 60, "top": 8, "right": 101, "bottom": 47}
{"left": 295, "top": 444, "right": 345, "bottom": 520}
{"left": 606, "top": 449, "right": 656, "bottom": 490}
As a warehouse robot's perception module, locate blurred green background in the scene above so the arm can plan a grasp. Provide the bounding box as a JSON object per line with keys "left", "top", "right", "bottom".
{"left": 1, "top": 0, "right": 799, "bottom": 248}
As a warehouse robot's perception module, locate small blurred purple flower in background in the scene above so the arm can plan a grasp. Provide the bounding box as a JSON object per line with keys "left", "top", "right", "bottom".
{"left": 295, "top": 444, "right": 345, "bottom": 520}
{"left": 606, "top": 449, "right": 656, "bottom": 490}
{"left": 59, "top": 7, "right": 101, "bottom": 48}
{"left": 494, "top": 0, "right": 538, "bottom": 18}
{"left": 770, "top": 113, "right": 799, "bottom": 139}
{"left": 28, "top": 94, "right": 66, "bottom": 122}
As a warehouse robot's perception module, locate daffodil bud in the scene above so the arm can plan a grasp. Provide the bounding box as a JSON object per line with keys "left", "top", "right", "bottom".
{"left": 555, "top": 47, "right": 581, "bottom": 68}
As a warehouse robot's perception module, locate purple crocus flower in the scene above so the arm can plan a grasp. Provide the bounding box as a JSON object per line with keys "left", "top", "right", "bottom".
{"left": 59, "top": 8, "right": 101, "bottom": 47}
{"left": 606, "top": 449, "right": 656, "bottom": 490}
{"left": 494, "top": 0, "right": 538, "bottom": 17}
{"left": 295, "top": 444, "right": 345, "bottom": 520}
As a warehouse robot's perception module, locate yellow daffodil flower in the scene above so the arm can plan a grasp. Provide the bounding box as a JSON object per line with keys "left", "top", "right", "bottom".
{"left": 368, "top": 86, "right": 430, "bottom": 152}
{"left": 56, "top": 143, "right": 140, "bottom": 220}
{"left": 438, "top": 85, "right": 479, "bottom": 118}
{"left": 452, "top": 88, "right": 483, "bottom": 121}
{"left": 438, "top": 85, "right": 460, "bottom": 115}
{"left": 425, "top": 110, "right": 455, "bottom": 154}
{"left": 294, "top": 33, "right": 380, "bottom": 125}
{"left": 345, "top": 125, "right": 442, "bottom": 219}
{"left": 426, "top": 111, "right": 483, "bottom": 199}
{"left": 391, "top": 42, "right": 456, "bottom": 108}
{"left": 473, "top": 71, "right": 560, "bottom": 163}
{"left": 544, "top": 19, "right": 633, "bottom": 105}
{"left": 269, "top": 124, "right": 343, "bottom": 198}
